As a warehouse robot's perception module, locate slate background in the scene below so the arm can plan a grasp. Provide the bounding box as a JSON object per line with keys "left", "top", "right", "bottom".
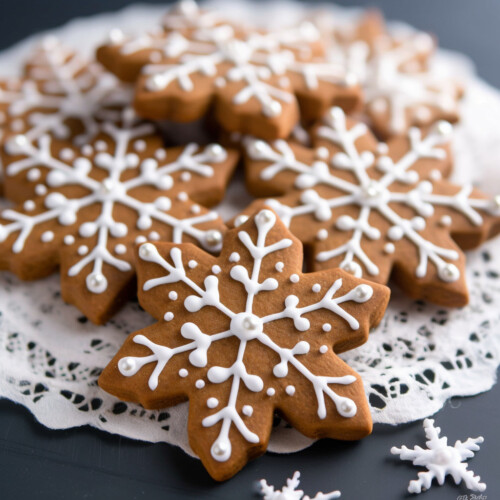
{"left": 0, "top": 1, "right": 499, "bottom": 499}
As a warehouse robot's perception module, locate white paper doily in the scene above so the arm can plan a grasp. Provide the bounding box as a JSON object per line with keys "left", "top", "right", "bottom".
{"left": 0, "top": 2, "right": 499, "bottom": 457}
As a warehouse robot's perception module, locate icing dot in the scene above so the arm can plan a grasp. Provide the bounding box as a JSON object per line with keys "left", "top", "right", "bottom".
{"left": 164, "top": 312, "right": 174, "bottom": 321}
{"left": 285, "top": 385, "right": 296, "bottom": 396}
{"left": 319, "top": 345, "right": 328, "bottom": 354}
{"left": 168, "top": 291, "right": 178, "bottom": 300}
{"left": 114, "top": 244, "right": 126, "bottom": 255}
{"left": 135, "top": 235, "right": 147, "bottom": 244}
{"left": 316, "top": 229, "right": 328, "bottom": 240}
{"left": 322, "top": 323, "right": 332, "bottom": 332}
{"left": 212, "top": 265, "right": 221, "bottom": 274}
{"left": 27, "top": 168, "right": 41, "bottom": 182}
{"left": 266, "top": 388, "right": 275, "bottom": 396}
{"left": 207, "top": 398, "right": 218, "bottom": 408}
{"left": 23, "top": 200, "right": 35, "bottom": 212}
{"left": 35, "top": 184, "right": 47, "bottom": 196}
{"left": 64, "top": 235, "right": 75, "bottom": 245}
{"left": 78, "top": 245, "right": 89, "bottom": 255}
{"left": 95, "top": 140, "right": 107, "bottom": 152}
{"left": 312, "top": 283, "right": 321, "bottom": 293}
{"left": 234, "top": 214, "right": 249, "bottom": 227}
{"left": 384, "top": 243, "right": 395, "bottom": 254}
{"left": 59, "top": 148, "right": 74, "bottom": 161}
{"left": 134, "top": 140, "right": 146, "bottom": 152}
{"left": 190, "top": 204, "right": 201, "bottom": 214}
{"left": 430, "top": 169, "right": 442, "bottom": 181}
{"left": 439, "top": 263, "right": 460, "bottom": 282}
{"left": 315, "top": 147, "right": 329, "bottom": 160}
{"left": 41, "top": 231, "right": 54, "bottom": 243}
{"left": 81, "top": 145, "right": 93, "bottom": 156}
{"left": 148, "top": 231, "right": 160, "bottom": 241}
{"left": 242, "top": 405, "right": 253, "bottom": 416}
{"left": 188, "top": 260, "right": 198, "bottom": 269}
{"left": 155, "top": 149, "right": 167, "bottom": 161}
{"left": 275, "top": 262, "right": 284, "bottom": 272}
{"left": 205, "top": 230, "right": 222, "bottom": 248}
{"left": 179, "top": 368, "right": 188, "bottom": 378}
{"left": 377, "top": 143, "right": 389, "bottom": 155}
{"left": 181, "top": 172, "right": 192, "bottom": 182}
{"left": 215, "top": 77, "right": 226, "bottom": 87}
{"left": 290, "top": 274, "right": 299, "bottom": 283}
{"left": 195, "top": 379, "right": 205, "bottom": 389}
{"left": 440, "top": 215, "right": 452, "bottom": 227}
{"left": 177, "top": 192, "right": 188, "bottom": 202}
{"left": 229, "top": 252, "right": 240, "bottom": 263}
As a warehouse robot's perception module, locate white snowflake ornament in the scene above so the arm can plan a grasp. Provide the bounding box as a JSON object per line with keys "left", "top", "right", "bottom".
{"left": 259, "top": 471, "right": 341, "bottom": 500}
{"left": 99, "top": 208, "right": 390, "bottom": 480}
{"left": 392, "top": 418, "right": 486, "bottom": 494}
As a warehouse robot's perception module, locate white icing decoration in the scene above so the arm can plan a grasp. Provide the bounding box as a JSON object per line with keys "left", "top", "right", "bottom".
{"left": 384, "top": 242, "right": 395, "bottom": 254}
{"left": 312, "top": 283, "right": 321, "bottom": 293}
{"left": 319, "top": 345, "right": 328, "bottom": 354}
{"left": 229, "top": 252, "right": 240, "bottom": 262}
{"left": 316, "top": 228, "right": 328, "bottom": 240}
{"left": 212, "top": 265, "right": 221, "bottom": 274}
{"left": 41, "top": 231, "right": 54, "bottom": 243}
{"left": 122, "top": 13, "right": 354, "bottom": 118}
{"left": 195, "top": 379, "right": 205, "bottom": 389}
{"left": 285, "top": 385, "right": 295, "bottom": 396}
{"left": 23, "top": 200, "right": 35, "bottom": 212}
{"left": 77, "top": 245, "right": 88, "bottom": 256}
{"left": 289, "top": 273, "right": 299, "bottom": 283}
{"left": 259, "top": 471, "right": 341, "bottom": 500}
{"left": 64, "top": 235, "right": 75, "bottom": 245}
{"left": 391, "top": 418, "right": 486, "bottom": 494}
{"left": 440, "top": 215, "right": 452, "bottom": 227}
{"left": 241, "top": 405, "right": 253, "bottom": 417}
{"left": 322, "top": 324, "right": 331, "bottom": 332}
{"left": 207, "top": 397, "right": 218, "bottom": 408}
{"left": 0, "top": 120, "right": 230, "bottom": 293}
{"left": 120, "top": 209, "right": 375, "bottom": 462}
{"left": 0, "top": 39, "right": 131, "bottom": 146}
{"left": 179, "top": 368, "right": 188, "bottom": 378}
{"left": 188, "top": 260, "right": 198, "bottom": 269}
{"left": 164, "top": 312, "right": 174, "bottom": 321}
{"left": 247, "top": 108, "right": 499, "bottom": 283}
{"left": 168, "top": 291, "right": 178, "bottom": 300}
{"left": 275, "top": 261, "right": 284, "bottom": 272}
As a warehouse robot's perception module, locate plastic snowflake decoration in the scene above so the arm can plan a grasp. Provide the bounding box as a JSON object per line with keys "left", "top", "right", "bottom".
{"left": 241, "top": 106, "right": 500, "bottom": 307}
{"left": 259, "top": 471, "right": 341, "bottom": 500}
{"left": 0, "top": 37, "right": 131, "bottom": 147}
{"left": 97, "top": 0, "right": 360, "bottom": 139}
{"left": 99, "top": 209, "right": 389, "bottom": 480}
{"left": 0, "top": 109, "right": 237, "bottom": 323}
{"left": 392, "top": 418, "right": 486, "bottom": 494}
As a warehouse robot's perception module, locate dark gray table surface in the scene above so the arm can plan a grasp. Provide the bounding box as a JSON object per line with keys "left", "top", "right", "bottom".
{"left": 0, "top": 1, "right": 499, "bottom": 499}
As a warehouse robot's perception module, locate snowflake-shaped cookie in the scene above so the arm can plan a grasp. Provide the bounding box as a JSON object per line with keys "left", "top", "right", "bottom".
{"left": 259, "top": 470, "right": 341, "bottom": 500}
{"left": 392, "top": 418, "right": 486, "bottom": 494}
{"left": 0, "top": 37, "right": 130, "bottom": 148}
{"left": 0, "top": 110, "right": 238, "bottom": 323}
{"left": 96, "top": 0, "right": 361, "bottom": 140}
{"left": 324, "top": 13, "right": 461, "bottom": 139}
{"left": 99, "top": 209, "right": 389, "bottom": 480}
{"left": 240, "top": 107, "right": 500, "bottom": 307}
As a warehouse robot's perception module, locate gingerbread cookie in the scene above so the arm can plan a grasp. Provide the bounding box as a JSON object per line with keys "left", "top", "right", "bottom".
{"left": 96, "top": 0, "right": 362, "bottom": 140}
{"left": 239, "top": 107, "right": 500, "bottom": 307}
{"left": 0, "top": 37, "right": 131, "bottom": 149}
{"left": 324, "top": 15, "right": 462, "bottom": 139}
{"left": 99, "top": 209, "right": 390, "bottom": 480}
{"left": 0, "top": 109, "right": 238, "bottom": 323}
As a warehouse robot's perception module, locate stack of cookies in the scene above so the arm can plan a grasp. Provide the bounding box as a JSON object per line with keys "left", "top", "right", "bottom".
{"left": 0, "top": 0, "right": 498, "bottom": 481}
